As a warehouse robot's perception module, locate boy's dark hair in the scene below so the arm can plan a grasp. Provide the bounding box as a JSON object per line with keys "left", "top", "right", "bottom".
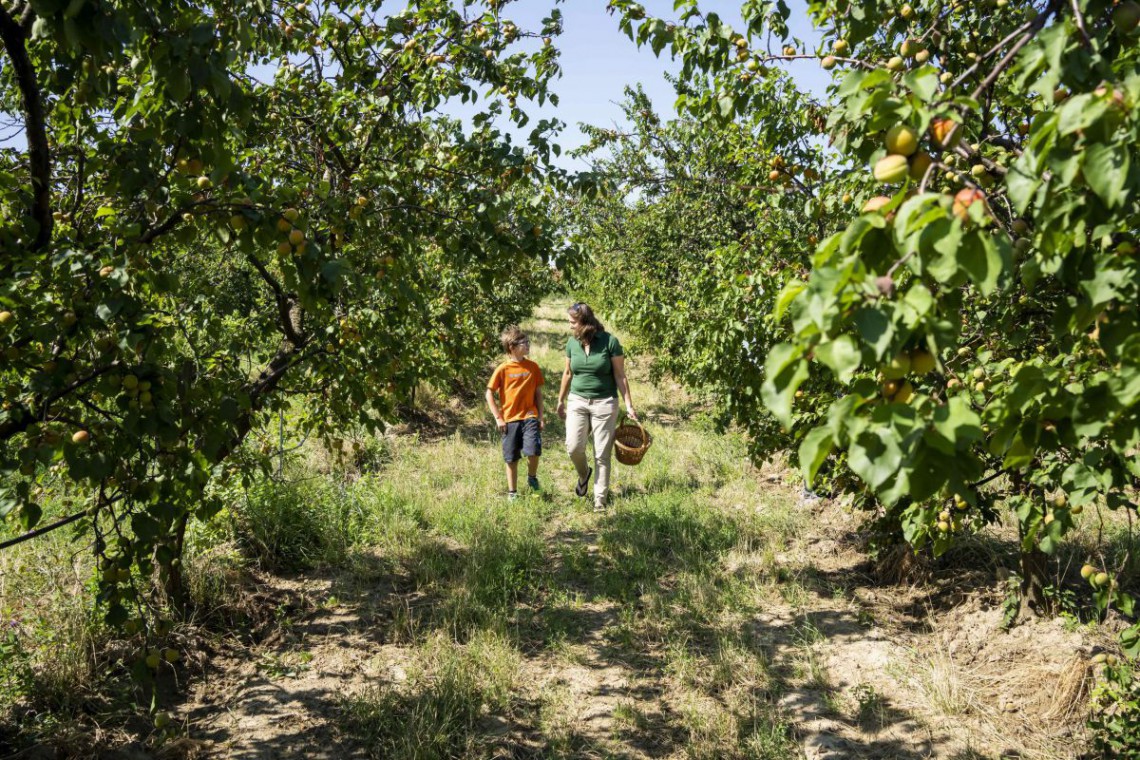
{"left": 500, "top": 325, "right": 528, "bottom": 354}
{"left": 568, "top": 302, "right": 605, "bottom": 349}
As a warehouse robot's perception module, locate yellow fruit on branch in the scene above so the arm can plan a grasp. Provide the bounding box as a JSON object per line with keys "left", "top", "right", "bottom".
{"left": 909, "top": 151, "right": 933, "bottom": 181}
{"left": 882, "top": 353, "right": 911, "bottom": 379}
{"left": 288, "top": 229, "right": 305, "bottom": 246}
{"left": 885, "top": 124, "right": 919, "bottom": 156}
{"left": 72, "top": 429, "right": 90, "bottom": 444}
{"left": 909, "top": 349, "right": 936, "bottom": 374}
{"left": 862, "top": 195, "right": 892, "bottom": 214}
{"left": 1114, "top": 1, "right": 1140, "bottom": 34}
{"left": 873, "top": 154, "right": 910, "bottom": 183}
{"left": 930, "top": 118, "right": 961, "bottom": 149}
{"left": 952, "top": 188, "right": 987, "bottom": 220}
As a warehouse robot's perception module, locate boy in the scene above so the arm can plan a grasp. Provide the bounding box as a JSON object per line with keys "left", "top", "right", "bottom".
{"left": 486, "top": 325, "right": 544, "bottom": 500}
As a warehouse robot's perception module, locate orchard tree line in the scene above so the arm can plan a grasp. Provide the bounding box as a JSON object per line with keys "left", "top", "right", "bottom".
{"left": 572, "top": 0, "right": 1139, "bottom": 747}
{"left": 0, "top": 0, "right": 577, "bottom": 688}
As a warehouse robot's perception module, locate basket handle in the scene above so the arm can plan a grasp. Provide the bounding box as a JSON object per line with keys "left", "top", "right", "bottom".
{"left": 619, "top": 412, "right": 645, "bottom": 432}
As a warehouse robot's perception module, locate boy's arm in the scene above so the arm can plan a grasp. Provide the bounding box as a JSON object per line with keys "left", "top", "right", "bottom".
{"left": 485, "top": 388, "right": 506, "bottom": 431}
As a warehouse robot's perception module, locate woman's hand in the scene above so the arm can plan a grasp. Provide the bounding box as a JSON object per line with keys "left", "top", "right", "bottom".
{"left": 626, "top": 407, "right": 639, "bottom": 423}
{"left": 556, "top": 401, "right": 566, "bottom": 420}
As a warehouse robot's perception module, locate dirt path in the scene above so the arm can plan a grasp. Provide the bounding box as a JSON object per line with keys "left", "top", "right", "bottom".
{"left": 177, "top": 481, "right": 1097, "bottom": 759}
{"left": 172, "top": 301, "right": 1101, "bottom": 759}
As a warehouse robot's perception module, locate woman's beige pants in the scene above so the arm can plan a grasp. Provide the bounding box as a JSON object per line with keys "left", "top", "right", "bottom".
{"left": 565, "top": 393, "right": 619, "bottom": 508}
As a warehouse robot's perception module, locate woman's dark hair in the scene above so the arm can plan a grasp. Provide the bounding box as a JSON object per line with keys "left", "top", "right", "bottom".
{"left": 568, "top": 302, "right": 605, "bottom": 349}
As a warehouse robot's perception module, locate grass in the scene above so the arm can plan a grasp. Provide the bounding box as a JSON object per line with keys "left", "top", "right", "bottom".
{"left": 2, "top": 297, "right": 1130, "bottom": 758}
{"left": 317, "top": 300, "right": 806, "bottom": 757}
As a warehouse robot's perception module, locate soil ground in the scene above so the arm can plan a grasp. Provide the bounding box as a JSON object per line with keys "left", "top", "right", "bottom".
{"left": 168, "top": 303, "right": 1108, "bottom": 760}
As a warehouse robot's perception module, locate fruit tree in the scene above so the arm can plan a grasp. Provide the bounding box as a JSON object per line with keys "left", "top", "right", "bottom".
{"left": 589, "top": 0, "right": 1140, "bottom": 667}
{"left": 0, "top": 0, "right": 568, "bottom": 661}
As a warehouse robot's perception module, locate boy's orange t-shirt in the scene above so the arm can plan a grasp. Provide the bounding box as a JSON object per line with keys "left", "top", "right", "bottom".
{"left": 487, "top": 358, "right": 544, "bottom": 422}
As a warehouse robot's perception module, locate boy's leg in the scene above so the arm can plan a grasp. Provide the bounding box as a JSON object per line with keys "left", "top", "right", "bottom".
{"left": 590, "top": 398, "right": 620, "bottom": 508}
{"left": 502, "top": 421, "right": 522, "bottom": 493}
{"left": 522, "top": 419, "right": 542, "bottom": 478}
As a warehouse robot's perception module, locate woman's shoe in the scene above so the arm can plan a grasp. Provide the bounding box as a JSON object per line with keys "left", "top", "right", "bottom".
{"left": 527, "top": 475, "right": 540, "bottom": 491}
{"left": 575, "top": 467, "right": 592, "bottom": 498}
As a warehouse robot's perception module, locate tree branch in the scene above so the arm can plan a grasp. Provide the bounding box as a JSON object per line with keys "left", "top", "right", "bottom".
{"left": 0, "top": 509, "right": 85, "bottom": 551}
{"left": 0, "top": 4, "right": 52, "bottom": 251}
{"left": 244, "top": 250, "right": 304, "bottom": 347}
{"left": 968, "top": 3, "right": 1059, "bottom": 102}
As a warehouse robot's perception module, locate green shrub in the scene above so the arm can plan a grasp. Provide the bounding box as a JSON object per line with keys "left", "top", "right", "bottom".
{"left": 231, "top": 477, "right": 364, "bottom": 571}
{"left": 1091, "top": 661, "right": 1140, "bottom": 760}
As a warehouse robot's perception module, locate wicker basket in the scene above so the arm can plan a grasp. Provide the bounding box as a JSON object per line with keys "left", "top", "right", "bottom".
{"left": 614, "top": 416, "right": 652, "bottom": 466}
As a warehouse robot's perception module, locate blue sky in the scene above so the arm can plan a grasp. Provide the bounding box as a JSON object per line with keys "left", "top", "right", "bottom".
{"left": 470, "top": 0, "right": 827, "bottom": 166}
{"left": 2, "top": 2, "right": 827, "bottom": 166}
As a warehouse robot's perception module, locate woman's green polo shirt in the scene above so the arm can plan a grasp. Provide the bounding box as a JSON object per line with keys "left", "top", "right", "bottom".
{"left": 566, "top": 332, "right": 623, "bottom": 399}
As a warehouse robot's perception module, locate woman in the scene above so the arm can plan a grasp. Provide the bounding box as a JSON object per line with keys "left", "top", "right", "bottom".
{"left": 556, "top": 302, "right": 638, "bottom": 511}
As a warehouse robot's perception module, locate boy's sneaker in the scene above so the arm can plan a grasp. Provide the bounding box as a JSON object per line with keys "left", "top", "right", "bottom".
{"left": 527, "top": 475, "right": 540, "bottom": 491}
{"left": 575, "top": 467, "right": 592, "bottom": 498}
{"left": 507, "top": 490, "right": 519, "bottom": 502}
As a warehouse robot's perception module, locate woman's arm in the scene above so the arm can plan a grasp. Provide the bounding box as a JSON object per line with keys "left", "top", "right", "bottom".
{"left": 534, "top": 383, "right": 545, "bottom": 429}
{"left": 556, "top": 357, "right": 572, "bottom": 420}
{"left": 612, "top": 356, "right": 638, "bottom": 421}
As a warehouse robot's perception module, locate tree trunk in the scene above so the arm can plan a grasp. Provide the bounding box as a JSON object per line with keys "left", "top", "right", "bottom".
{"left": 1020, "top": 545, "right": 1051, "bottom": 614}
{"left": 164, "top": 513, "right": 190, "bottom": 613}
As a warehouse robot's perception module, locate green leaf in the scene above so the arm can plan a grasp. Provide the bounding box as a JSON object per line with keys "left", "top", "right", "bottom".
{"left": 854, "top": 307, "right": 895, "bottom": 360}
{"left": 1056, "top": 94, "right": 1108, "bottom": 136}
{"left": 774, "top": 281, "right": 805, "bottom": 320}
{"left": 902, "top": 66, "right": 939, "bottom": 101}
{"left": 799, "top": 427, "right": 833, "bottom": 486}
{"left": 1121, "top": 623, "right": 1140, "bottom": 659}
{"left": 760, "top": 343, "right": 808, "bottom": 428}
{"left": 1006, "top": 150, "right": 1041, "bottom": 215}
{"left": 928, "top": 397, "right": 983, "bottom": 454}
{"left": 958, "top": 232, "right": 1007, "bottom": 296}
{"left": 1082, "top": 142, "right": 1130, "bottom": 209}
{"left": 848, "top": 427, "right": 903, "bottom": 493}
{"left": 717, "top": 94, "right": 735, "bottom": 119}
{"left": 815, "top": 335, "right": 861, "bottom": 383}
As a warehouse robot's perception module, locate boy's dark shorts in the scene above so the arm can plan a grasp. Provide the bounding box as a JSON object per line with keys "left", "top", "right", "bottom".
{"left": 502, "top": 418, "right": 542, "bottom": 462}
